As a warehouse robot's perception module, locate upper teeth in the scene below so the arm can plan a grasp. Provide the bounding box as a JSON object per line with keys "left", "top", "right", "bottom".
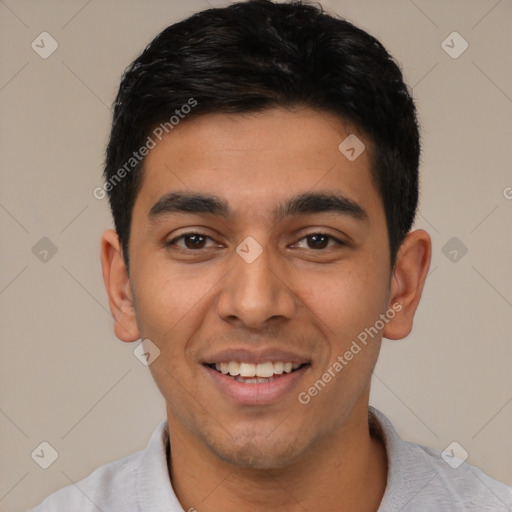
{"left": 214, "top": 361, "right": 301, "bottom": 377}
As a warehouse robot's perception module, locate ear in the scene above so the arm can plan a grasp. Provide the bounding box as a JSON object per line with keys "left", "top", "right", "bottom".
{"left": 100, "top": 229, "right": 140, "bottom": 342}
{"left": 383, "top": 229, "right": 432, "bottom": 340}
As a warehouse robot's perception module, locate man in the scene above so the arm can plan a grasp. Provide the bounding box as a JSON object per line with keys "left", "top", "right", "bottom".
{"left": 31, "top": 1, "right": 512, "bottom": 510}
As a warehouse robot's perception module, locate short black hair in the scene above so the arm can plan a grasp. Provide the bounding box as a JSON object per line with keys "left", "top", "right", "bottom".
{"left": 104, "top": 0, "right": 419, "bottom": 271}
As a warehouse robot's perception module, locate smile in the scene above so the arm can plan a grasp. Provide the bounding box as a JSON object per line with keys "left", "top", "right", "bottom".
{"left": 204, "top": 361, "right": 311, "bottom": 405}
{"left": 209, "top": 360, "right": 305, "bottom": 379}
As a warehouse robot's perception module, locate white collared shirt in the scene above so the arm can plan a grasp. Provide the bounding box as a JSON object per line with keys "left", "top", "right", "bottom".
{"left": 29, "top": 407, "right": 512, "bottom": 511}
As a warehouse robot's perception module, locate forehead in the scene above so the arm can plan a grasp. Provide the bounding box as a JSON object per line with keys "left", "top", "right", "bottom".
{"left": 133, "top": 108, "right": 383, "bottom": 222}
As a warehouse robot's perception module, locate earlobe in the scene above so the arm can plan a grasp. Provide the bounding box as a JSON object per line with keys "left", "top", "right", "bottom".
{"left": 100, "top": 229, "right": 140, "bottom": 342}
{"left": 383, "top": 229, "right": 432, "bottom": 341}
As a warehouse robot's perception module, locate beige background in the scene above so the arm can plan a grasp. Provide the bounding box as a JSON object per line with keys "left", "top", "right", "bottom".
{"left": 1, "top": 0, "right": 511, "bottom": 510}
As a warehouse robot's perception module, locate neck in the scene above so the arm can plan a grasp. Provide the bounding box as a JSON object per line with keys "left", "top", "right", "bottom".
{"left": 167, "top": 401, "right": 387, "bottom": 512}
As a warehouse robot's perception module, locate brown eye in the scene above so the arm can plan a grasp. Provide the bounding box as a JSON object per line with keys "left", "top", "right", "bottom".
{"left": 306, "top": 234, "right": 330, "bottom": 249}
{"left": 167, "top": 232, "right": 215, "bottom": 250}
{"left": 293, "top": 233, "right": 341, "bottom": 250}
{"left": 183, "top": 234, "right": 207, "bottom": 249}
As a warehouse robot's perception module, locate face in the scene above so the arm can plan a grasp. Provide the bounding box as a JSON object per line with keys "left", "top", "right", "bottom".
{"left": 106, "top": 108, "right": 420, "bottom": 469}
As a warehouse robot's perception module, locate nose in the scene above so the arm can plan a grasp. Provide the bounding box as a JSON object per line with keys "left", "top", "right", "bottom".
{"left": 216, "top": 244, "right": 297, "bottom": 330}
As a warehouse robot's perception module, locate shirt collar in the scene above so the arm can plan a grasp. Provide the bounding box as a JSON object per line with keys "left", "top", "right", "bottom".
{"left": 136, "top": 419, "right": 183, "bottom": 511}
{"left": 137, "top": 407, "right": 416, "bottom": 511}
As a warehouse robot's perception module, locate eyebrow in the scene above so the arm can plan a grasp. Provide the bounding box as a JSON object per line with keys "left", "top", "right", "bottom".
{"left": 148, "top": 191, "right": 368, "bottom": 223}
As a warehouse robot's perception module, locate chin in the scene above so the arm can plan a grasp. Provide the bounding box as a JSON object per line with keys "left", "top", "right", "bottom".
{"left": 206, "top": 432, "right": 305, "bottom": 470}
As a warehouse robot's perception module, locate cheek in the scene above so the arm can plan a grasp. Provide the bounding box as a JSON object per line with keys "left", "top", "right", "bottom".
{"left": 130, "top": 259, "right": 228, "bottom": 350}
{"left": 296, "top": 262, "right": 389, "bottom": 342}
{"left": 131, "top": 267, "right": 195, "bottom": 339}
{"left": 296, "top": 265, "right": 386, "bottom": 409}
{"left": 130, "top": 267, "right": 211, "bottom": 405}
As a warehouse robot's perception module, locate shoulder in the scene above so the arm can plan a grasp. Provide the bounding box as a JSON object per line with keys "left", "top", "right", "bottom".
{"left": 405, "top": 441, "right": 512, "bottom": 511}
{"left": 370, "top": 407, "right": 512, "bottom": 512}
{"left": 28, "top": 449, "right": 143, "bottom": 511}
{"left": 28, "top": 419, "right": 173, "bottom": 512}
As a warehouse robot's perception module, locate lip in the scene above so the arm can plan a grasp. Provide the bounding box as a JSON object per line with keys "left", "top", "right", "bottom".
{"left": 202, "top": 347, "right": 311, "bottom": 365}
{"left": 203, "top": 363, "right": 310, "bottom": 406}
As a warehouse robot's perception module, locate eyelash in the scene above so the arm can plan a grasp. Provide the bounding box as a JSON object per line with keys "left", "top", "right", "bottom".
{"left": 166, "top": 232, "right": 345, "bottom": 251}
